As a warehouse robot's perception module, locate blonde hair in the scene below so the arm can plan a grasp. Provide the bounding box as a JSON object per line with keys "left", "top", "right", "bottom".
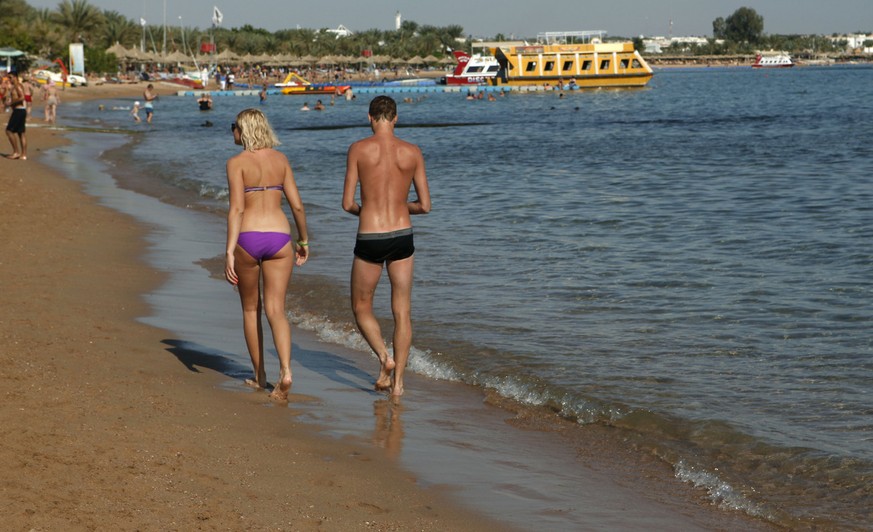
{"left": 235, "top": 108, "right": 280, "bottom": 151}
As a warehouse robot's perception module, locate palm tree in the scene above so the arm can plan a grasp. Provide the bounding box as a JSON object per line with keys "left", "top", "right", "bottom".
{"left": 54, "top": 0, "right": 105, "bottom": 44}
{"left": 100, "top": 10, "right": 139, "bottom": 49}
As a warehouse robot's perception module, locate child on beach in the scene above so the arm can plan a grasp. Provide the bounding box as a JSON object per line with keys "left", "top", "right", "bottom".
{"left": 131, "top": 101, "right": 141, "bottom": 122}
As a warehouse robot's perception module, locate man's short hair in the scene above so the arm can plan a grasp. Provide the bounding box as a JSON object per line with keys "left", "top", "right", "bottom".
{"left": 369, "top": 95, "right": 396, "bottom": 122}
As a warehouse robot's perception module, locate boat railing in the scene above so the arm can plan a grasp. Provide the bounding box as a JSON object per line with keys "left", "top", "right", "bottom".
{"left": 537, "top": 30, "right": 608, "bottom": 45}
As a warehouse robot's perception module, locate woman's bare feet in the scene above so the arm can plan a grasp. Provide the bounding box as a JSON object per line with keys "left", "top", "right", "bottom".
{"left": 244, "top": 378, "right": 267, "bottom": 390}
{"left": 375, "top": 354, "right": 396, "bottom": 391}
{"left": 269, "top": 368, "right": 292, "bottom": 401}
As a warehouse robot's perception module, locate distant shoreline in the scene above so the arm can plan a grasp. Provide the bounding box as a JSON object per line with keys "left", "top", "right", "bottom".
{"left": 646, "top": 53, "right": 873, "bottom": 68}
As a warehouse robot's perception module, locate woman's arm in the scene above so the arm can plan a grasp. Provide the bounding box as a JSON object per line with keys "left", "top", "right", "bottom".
{"left": 224, "top": 156, "right": 245, "bottom": 284}
{"left": 282, "top": 159, "right": 310, "bottom": 266}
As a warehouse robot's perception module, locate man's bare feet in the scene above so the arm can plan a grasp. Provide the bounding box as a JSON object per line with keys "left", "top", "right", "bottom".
{"left": 390, "top": 384, "right": 404, "bottom": 397}
{"left": 375, "top": 354, "right": 396, "bottom": 391}
{"left": 5, "top": 154, "right": 20, "bottom": 160}
{"left": 269, "top": 368, "right": 292, "bottom": 401}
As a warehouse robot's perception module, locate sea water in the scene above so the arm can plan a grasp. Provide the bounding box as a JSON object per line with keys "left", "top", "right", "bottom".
{"left": 62, "top": 65, "right": 873, "bottom": 528}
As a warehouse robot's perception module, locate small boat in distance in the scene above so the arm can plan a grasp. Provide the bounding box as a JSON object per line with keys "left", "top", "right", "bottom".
{"left": 441, "top": 50, "right": 500, "bottom": 85}
{"left": 753, "top": 53, "right": 794, "bottom": 68}
{"left": 276, "top": 72, "right": 350, "bottom": 95}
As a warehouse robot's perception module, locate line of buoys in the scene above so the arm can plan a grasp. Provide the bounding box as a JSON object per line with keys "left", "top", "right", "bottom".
{"left": 176, "top": 85, "right": 571, "bottom": 97}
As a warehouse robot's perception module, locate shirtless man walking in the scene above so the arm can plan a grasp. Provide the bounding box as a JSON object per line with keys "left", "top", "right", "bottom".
{"left": 342, "top": 95, "right": 431, "bottom": 396}
{"left": 5, "top": 71, "right": 27, "bottom": 160}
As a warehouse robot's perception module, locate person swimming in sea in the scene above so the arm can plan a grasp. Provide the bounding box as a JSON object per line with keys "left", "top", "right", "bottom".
{"left": 198, "top": 92, "right": 213, "bottom": 111}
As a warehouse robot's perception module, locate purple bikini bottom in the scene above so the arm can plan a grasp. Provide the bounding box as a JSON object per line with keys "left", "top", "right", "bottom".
{"left": 237, "top": 232, "right": 291, "bottom": 261}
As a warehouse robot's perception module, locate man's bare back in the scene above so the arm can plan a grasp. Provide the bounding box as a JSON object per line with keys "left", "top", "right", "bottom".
{"left": 343, "top": 111, "right": 429, "bottom": 233}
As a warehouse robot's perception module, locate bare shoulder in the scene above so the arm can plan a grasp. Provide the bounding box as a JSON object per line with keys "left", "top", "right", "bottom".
{"left": 349, "top": 136, "right": 374, "bottom": 152}
{"left": 266, "top": 147, "right": 290, "bottom": 164}
{"left": 396, "top": 137, "right": 423, "bottom": 157}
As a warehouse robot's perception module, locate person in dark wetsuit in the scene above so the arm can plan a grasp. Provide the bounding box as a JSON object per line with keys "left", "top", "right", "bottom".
{"left": 224, "top": 108, "right": 309, "bottom": 401}
{"left": 342, "top": 95, "right": 431, "bottom": 396}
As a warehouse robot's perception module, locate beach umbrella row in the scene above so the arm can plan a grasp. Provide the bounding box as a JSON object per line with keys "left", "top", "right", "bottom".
{"left": 104, "top": 43, "right": 457, "bottom": 67}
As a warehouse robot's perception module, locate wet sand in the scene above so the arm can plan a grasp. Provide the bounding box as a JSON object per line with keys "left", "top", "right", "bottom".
{"left": 1, "top": 81, "right": 775, "bottom": 530}
{"left": 0, "top": 82, "right": 505, "bottom": 530}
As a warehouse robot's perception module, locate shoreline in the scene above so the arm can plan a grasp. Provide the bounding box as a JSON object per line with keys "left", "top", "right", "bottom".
{"left": 0, "top": 84, "right": 507, "bottom": 530}
{"left": 1, "top": 82, "right": 777, "bottom": 530}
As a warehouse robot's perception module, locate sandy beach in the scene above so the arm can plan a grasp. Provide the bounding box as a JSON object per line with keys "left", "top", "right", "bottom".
{"left": 0, "top": 79, "right": 782, "bottom": 530}
{"left": 0, "top": 82, "right": 505, "bottom": 530}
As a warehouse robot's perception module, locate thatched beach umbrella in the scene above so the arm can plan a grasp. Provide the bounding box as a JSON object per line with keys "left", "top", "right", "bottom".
{"left": 105, "top": 42, "right": 129, "bottom": 58}
{"left": 163, "top": 50, "right": 190, "bottom": 63}
{"left": 422, "top": 54, "right": 440, "bottom": 64}
{"left": 406, "top": 55, "right": 424, "bottom": 65}
{"left": 367, "top": 54, "right": 391, "bottom": 65}
{"left": 215, "top": 49, "right": 240, "bottom": 63}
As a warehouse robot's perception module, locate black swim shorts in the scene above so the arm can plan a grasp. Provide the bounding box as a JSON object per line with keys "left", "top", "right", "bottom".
{"left": 6, "top": 108, "right": 26, "bottom": 134}
{"left": 354, "top": 228, "right": 414, "bottom": 263}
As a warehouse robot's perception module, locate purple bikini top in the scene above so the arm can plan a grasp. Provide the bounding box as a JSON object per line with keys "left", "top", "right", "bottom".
{"left": 244, "top": 184, "right": 284, "bottom": 192}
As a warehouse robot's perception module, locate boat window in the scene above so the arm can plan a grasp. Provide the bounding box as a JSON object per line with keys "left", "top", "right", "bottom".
{"left": 562, "top": 60, "right": 574, "bottom": 71}
{"left": 631, "top": 59, "right": 642, "bottom": 69}
{"left": 581, "top": 60, "right": 592, "bottom": 71}
{"left": 487, "top": 65, "right": 499, "bottom": 72}
{"left": 468, "top": 66, "right": 483, "bottom": 73}
{"left": 600, "top": 59, "right": 610, "bottom": 70}
{"left": 544, "top": 61, "right": 555, "bottom": 71}
{"left": 525, "top": 61, "right": 538, "bottom": 72}
{"left": 620, "top": 59, "right": 629, "bottom": 69}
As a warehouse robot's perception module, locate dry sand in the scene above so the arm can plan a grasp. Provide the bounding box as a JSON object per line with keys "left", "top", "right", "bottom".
{"left": 0, "top": 81, "right": 504, "bottom": 530}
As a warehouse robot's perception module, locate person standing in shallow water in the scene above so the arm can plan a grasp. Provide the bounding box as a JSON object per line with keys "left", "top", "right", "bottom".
{"left": 225, "top": 108, "right": 309, "bottom": 401}
{"left": 342, "top": 95, "right": 431, "bottom": 396}
{"left": 143, "top": 83, "right": 156, "bottom": 123}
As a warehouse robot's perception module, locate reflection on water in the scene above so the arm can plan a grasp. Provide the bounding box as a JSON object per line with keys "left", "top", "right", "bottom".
{"left": 372, "top": 397, "right": 404, "bottom": 459}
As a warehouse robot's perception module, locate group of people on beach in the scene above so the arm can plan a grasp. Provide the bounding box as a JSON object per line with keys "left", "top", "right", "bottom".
{"left": 224, "top": 95, "right": 430, "bottom": 400}
{"left": 2, "top": 70, "right": 63, "bottom": 160}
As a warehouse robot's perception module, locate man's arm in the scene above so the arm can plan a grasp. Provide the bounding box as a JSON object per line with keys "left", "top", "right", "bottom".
{"left": 407, "top": 147, "right": 431, "bottom": 215}
{"left": 342, "top": 144, "right": 361, "bottom": 216}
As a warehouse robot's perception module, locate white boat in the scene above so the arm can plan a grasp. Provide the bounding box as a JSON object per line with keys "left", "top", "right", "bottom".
{"left": 752, "top": 53, "right": 794, "bottom": 68}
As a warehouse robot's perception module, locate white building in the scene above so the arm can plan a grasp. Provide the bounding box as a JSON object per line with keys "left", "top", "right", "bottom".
{"left": 643, "top": 35, "right": 712, "bottom": 54}
{"left": 325, "top": 24, "right": 354, "bottom": 38}
{"left": 829, "top": 33, "right": 872, "bottom": 53}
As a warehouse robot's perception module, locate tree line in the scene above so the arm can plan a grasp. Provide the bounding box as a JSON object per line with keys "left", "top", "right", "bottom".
{"left": 0, "top": 0, "right": 466, "bottom": 72}
{"left": 660, "top": 6, "right": 864, "bottom": 55}
{"left": 2, "top": 1, "right": 868, "bottom": 73}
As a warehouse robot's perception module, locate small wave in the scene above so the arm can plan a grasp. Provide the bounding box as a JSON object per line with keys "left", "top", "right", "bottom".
{"left": 288, "top": 309, "right": 465, "bottom": 382}
{"left": 674, "top": 460, "right": 770, "bottom": 519}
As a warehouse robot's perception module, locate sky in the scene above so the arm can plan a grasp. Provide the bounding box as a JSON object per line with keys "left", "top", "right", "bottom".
{"left": 24, "top": 0, "right": 873, "bottom": 38}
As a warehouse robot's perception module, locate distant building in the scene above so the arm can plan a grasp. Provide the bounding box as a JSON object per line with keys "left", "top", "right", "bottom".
{"left": 325, "top": 24, "right": 354, "bottom": 38}
{"left": 829, "top": 33, "right": 872, "bottom": 53}
{"left": 643, "top": 35, "right": 712, "bottom": 54}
